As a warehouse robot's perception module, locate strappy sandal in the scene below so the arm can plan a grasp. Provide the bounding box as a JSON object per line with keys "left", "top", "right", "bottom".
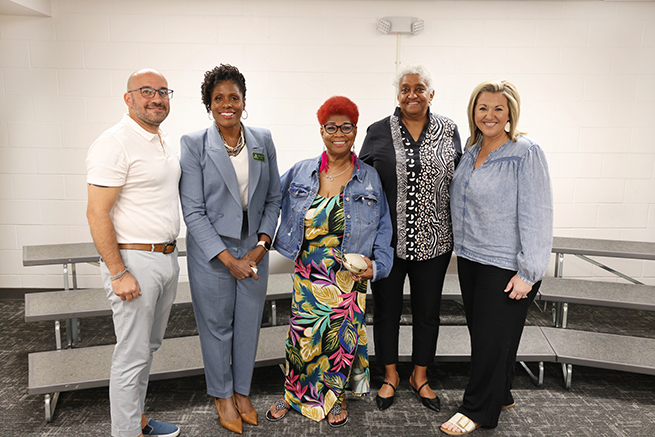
{"left": 327, "top": 402, "right": 349, "bottom": 428}
{"left": 265, "top": 398, "right": 289, "bottom": 422}
{"left": 440, "top": 413, "right": 480, "bottom": 436}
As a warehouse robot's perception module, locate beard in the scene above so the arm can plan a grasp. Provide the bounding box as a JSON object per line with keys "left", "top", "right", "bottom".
{"left": 133, "top": 102, "right": 169, "bottom": 127}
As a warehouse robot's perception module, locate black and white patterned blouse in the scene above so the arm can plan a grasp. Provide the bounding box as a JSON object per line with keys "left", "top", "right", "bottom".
{"left": 361, "top": 107, "right": 461, "bottom": 261}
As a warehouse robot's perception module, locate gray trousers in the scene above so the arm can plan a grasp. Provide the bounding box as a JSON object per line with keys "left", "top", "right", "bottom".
{"left": 101, "top": 248, "right": 179, "bottom": 437}
{"left": 187, "top": 232, "right": 268, "bottom": 399}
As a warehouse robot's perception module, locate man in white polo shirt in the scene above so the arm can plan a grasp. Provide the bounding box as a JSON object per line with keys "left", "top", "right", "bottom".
{"left": 86, "top": 68, "right": 181, "bottom": 437}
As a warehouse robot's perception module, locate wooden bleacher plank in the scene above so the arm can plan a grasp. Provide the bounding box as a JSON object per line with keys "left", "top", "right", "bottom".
{"left": 541, "top": 327, "right": 655, "bottom": 376}
{"left": 539, "top": 277, "right": 655, "bottom": 311}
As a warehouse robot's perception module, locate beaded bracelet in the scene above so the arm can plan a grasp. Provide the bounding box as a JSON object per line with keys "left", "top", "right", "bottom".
{"left": 110, "top": 267, "right": 128, "bottom": 281}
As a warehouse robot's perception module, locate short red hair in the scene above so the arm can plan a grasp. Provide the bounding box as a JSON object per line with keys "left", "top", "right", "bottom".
{"left": 317, "top": 96, "right": 359, "bottom": 125}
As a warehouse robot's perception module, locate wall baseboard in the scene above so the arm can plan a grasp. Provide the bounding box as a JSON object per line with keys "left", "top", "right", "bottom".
{"left": 0, "top": 289, "right": 57, "bottom": 300}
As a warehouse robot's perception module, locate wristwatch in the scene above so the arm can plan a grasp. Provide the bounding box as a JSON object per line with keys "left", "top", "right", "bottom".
{"left": 257, "top": 240, "right": 271, "bottom": 251}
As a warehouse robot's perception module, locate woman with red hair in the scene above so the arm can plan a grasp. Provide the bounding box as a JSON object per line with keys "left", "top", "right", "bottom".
{"left": 267, "top": 96, "right": 394, "bottom": 427}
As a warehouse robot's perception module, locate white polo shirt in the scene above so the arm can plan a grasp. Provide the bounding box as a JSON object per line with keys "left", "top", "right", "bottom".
{"left": 86, "top": 113, "right": 181, "bottom": 244}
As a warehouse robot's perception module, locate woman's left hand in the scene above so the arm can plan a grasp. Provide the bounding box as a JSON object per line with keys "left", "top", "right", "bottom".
{"left": 504, "top": 274, "right": 532, "bottom": 300}
{"left": 243, "top": 246, "right": 267, "bottom": 267}
{"left": 350, "top": 256, "right": 374, "bottom": 282}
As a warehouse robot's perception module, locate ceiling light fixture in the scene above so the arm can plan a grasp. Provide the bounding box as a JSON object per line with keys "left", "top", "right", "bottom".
{"left": 376, "top": 16, "right": 424, "bottom": 35}
{"left": 376, "top": 16, "right": 425, "bottom": 73}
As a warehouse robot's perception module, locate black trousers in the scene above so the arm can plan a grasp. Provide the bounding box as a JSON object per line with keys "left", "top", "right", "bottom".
{"left": 456, "top": 257, "right": 540, "bottom": 428}
{"left": 371, "top": 251, "right": 451, "bottom": 366}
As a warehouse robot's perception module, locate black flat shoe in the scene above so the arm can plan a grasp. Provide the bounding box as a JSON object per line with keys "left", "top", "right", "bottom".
{"left": 411, "top": 380, "right": 441, "bottom": 412}
{"left": 375, "top": 380, "right": 398, "bottom": 411}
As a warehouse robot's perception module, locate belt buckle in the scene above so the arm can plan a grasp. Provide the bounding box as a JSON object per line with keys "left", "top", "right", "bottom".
{"left": 163, "top": 240, "right": 176, "bottom": 254}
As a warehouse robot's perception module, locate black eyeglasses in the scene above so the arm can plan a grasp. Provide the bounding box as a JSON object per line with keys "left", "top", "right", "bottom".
{"left": 128, "top": 87, "right": 174, "bottom": 100}
{"left": 323, "top": 123, "right": 355, "bottom": 134}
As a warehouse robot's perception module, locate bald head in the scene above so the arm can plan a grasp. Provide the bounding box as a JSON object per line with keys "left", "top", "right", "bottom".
{"left": 127, "top": 68, "right": 167, "bottom": 91}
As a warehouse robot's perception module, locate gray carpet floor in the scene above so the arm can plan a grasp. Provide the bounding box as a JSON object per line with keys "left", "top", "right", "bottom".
{"left": 2, "top": 296, "right": 654, "bottom": 437}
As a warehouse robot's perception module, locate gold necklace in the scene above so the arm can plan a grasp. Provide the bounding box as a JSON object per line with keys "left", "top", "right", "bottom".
{"left": 323, "top": 162, "right": 352, "bottom": 181}
{"left": 216, "top": 124, "right": 246, "bottom": 157}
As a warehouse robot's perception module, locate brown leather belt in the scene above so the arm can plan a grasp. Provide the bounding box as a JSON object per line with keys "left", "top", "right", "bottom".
{"left": 118, "top": 241, "right": 176, "bottom": 254}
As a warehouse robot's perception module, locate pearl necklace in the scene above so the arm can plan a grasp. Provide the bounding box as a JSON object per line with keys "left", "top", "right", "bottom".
{"left": 323, "top": 162, "right": 352, "bottom": 181}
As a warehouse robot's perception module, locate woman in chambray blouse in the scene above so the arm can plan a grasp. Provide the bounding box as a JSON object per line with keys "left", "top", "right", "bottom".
{"left": 441, "top": 80, "right": 553, "bottom": 436}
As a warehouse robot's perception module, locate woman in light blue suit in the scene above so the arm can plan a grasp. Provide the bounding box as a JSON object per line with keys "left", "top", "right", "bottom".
{"left": 179, "top": 64, "right": 281, "bottom": 435}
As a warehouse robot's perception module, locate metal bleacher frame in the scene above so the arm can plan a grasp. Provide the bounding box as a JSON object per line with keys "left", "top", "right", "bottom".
{"left": 23, "top": 236, "right": 655, "bottom": 421}
{"left": 543, "top": 237, "right": 655, "bottom": 389}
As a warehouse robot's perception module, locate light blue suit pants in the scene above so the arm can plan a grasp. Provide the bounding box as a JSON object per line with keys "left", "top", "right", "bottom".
{"left": 187, "top": 232, "right": 269, "bottom": 399}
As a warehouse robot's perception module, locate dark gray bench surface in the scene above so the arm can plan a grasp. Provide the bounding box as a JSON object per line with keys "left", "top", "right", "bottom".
{"left": 25, "top": 282, "right": 193, "bottom": 322}
{"left": 28, "top": 325, "right": 289, "bottom": 395}
{"left": 24, "top": 236, "right": 655, "bottom": 266}
{"left": 366, "top": 325, "right": 554, "bottom": 363}
{"left": 23, "top": 242, "right": 100, "bottom": 266}
{"left": 541, "top": 327, "right": 655, "bottom": 376}
{"left": 25, "top": 275, "right": 294, "bottom": 322}
{"left": 29, "top": 324, "right": 551, "bottom": 396}
{"left": 538, "top": 277, "right": 655, "bottom": 311}
{"left": 23, "top": 239, "right": 188, "bottom": 267}
{"left": 26, "top": 273, "right": 459, "bottom": 323}
{"left": 436, "top": 325, "right": 554, "bottom": 362}
{"left": 552, "top": 236, "right": 655, "bottom": 260}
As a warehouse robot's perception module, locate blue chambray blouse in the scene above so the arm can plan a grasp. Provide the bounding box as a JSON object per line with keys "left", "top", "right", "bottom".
{"left": 450, "top": 135, "right": 553, "bottom": 285}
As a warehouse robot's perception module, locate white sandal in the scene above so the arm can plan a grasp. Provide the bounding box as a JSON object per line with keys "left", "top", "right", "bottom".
{"left": 440, "top": 413, "right": 480, "bottom": 435}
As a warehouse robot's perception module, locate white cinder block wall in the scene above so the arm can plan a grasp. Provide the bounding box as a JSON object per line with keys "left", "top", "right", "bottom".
{"left": 0, "top": 0, "right": 654, "bottom": 288}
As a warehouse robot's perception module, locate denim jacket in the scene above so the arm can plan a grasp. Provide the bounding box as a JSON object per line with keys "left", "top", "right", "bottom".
{"left": 273, "top": 155, "right": 394, "bottom": 282}
{"left": 450, "top": 136, "right": 553, "bottom": 285}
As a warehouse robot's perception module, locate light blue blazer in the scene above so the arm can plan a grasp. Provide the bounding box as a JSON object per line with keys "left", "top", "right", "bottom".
{"left": 179, "top": 124, "right": 282, "bottom": 262}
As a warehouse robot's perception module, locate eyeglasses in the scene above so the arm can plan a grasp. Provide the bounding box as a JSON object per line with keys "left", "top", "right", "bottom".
{"left": 128, "top": 87, "right": 174, "bottom": 100}
{"left": 323, "top": 123, "right": 355, "bottom": 134}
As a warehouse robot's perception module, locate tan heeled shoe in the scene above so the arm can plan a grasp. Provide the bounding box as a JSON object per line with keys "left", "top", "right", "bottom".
{"left": 234, "top": 393, "right": 258, "bottom": 425}
{"left": 214, "top": 397, "right": 243, "bottom": 434}
{"left": 237, "top": 407, "right": 258, "bottom": 426}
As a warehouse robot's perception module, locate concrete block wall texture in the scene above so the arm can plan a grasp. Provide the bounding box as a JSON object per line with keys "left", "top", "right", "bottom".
{"left": 0, "top": 0, "right": 654, "bottom": 288}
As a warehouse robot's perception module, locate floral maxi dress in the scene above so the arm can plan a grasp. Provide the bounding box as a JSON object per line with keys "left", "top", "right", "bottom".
{"left": 283, "top": 193, "right": 369, "bottom": 422}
